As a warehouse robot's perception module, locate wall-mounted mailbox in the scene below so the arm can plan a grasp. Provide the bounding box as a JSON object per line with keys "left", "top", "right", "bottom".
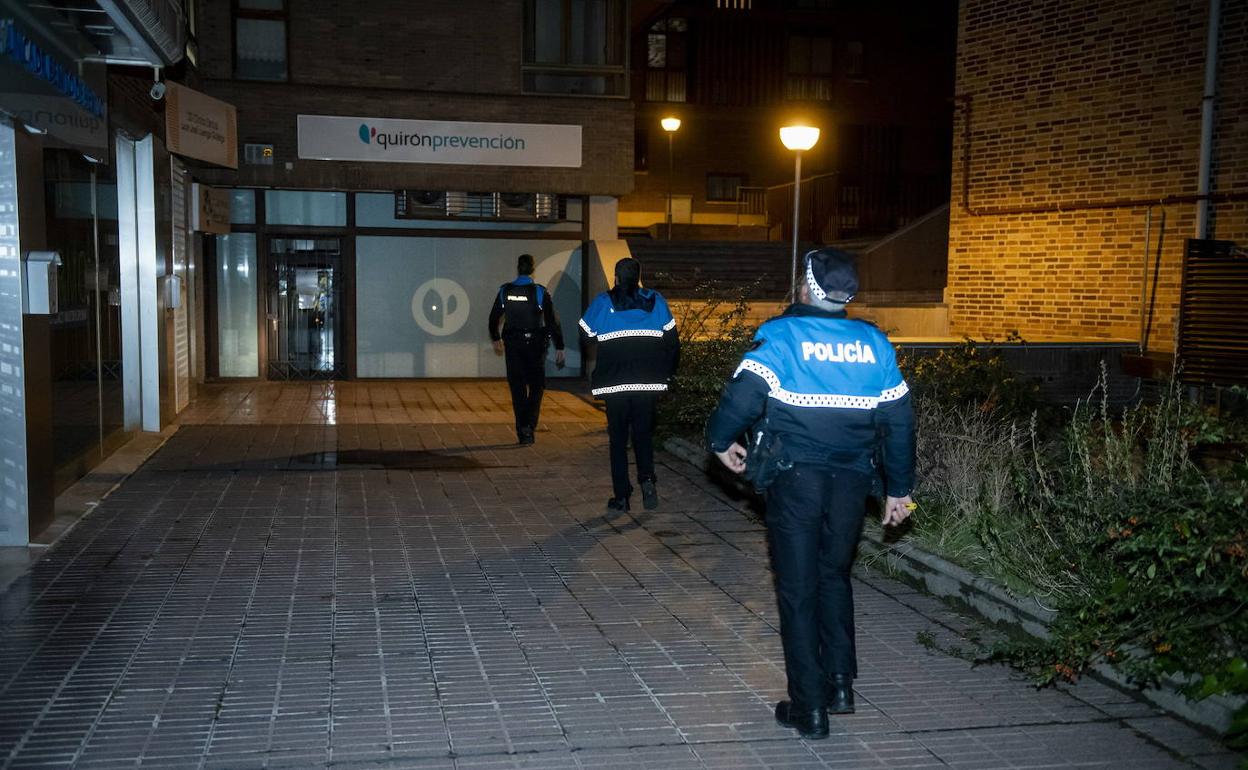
{"left": 22, "top": 251, "right": 62, "bottom": 315}
{"left": 163, "top": 274, "right": 183, "bottom": 310}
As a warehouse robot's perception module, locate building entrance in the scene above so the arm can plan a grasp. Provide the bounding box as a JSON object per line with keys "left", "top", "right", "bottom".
{"left": 265, "top": 237, "right": 345, "bottom": 380}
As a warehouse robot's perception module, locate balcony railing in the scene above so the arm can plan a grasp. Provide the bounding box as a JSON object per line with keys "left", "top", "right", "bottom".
{"left": 762, "top": 173, "right": 948, "bottom": 242}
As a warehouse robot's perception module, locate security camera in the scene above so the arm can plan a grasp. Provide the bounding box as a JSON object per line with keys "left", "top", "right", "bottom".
{"left": 150, "top": 82, "right": 166, "bottom": 101}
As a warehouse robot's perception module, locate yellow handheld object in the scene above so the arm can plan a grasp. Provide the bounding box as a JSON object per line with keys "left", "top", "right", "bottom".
{"left": 904, "top": 503, "right": 918, "bottom": 511}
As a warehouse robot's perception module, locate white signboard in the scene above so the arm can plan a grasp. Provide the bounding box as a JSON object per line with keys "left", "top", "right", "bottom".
{"left": 298, "top": 114, "right": 582, "bottom": 168}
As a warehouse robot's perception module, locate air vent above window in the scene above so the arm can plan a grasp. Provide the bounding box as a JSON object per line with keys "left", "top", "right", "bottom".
{"left": 394, "top": 190, "right": 446, "bottom": 218}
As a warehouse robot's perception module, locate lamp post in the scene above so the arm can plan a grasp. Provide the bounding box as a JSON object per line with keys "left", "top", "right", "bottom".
{"left": 661, "top": 116, "right": 681, "bottom": 240}
{"left": 779, "top": 124, "right": 821, "bottom": 300}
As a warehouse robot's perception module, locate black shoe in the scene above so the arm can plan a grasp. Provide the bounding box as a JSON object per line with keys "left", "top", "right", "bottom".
{"left": 518, "top": 428, "right": 535, "bottom": 445}
{"left": 606, "top": 497, "right": 630, "bottom": 513}
{"left": 826, "top": 674, "right": 855, "bottom": 715}
{"left": 640, "top": 480, "right": 658, "bottom": 510}
{"left": 774, "top": 700, "right": 829, "bottom": 739}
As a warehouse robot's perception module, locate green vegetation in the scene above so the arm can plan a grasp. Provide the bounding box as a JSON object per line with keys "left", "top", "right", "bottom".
{"left": 902, "top": 344, "right": 1248, "bottom": 751}
{"left": 659, "top": 297, "right": 1248, "bottom": 748}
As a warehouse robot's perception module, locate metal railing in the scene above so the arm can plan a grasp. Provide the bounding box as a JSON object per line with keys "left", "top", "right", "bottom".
{"left": 734, "top": 186, "right": 767, "bottom": 226}
{"left": 760, "top": 173, "right": 948, "bottom": 243}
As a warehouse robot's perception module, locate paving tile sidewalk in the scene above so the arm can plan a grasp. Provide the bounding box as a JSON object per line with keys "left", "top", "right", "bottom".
{"left": 0, "top": 416, "right": 1239, "bottom": 769}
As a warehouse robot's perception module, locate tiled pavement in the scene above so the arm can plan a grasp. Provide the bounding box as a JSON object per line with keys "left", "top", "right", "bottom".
{"left": 0, "top": 383, "right": 1240, "bottom": 769}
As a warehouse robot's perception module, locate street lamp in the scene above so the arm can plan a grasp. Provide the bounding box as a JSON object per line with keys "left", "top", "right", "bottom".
{"left": 780, "top": 124, "right": 820, "bottom": 300}
{"left": 661, "top": 116, "right": 681, "bottom": 240}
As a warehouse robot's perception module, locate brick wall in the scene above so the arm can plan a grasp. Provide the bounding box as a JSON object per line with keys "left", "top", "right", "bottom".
{"left": 197, "top": 0, "right": 522, "bottom": 94}
{"left": 947, "top": 0, "right": 1248, "bottom": 348}
{"left": 193, "top": 1, "right": 633, "bottom": 196}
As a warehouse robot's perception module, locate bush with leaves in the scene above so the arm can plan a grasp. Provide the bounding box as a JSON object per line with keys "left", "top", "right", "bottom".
{"left": 899, "top": 335, "right": 1041, "bottom": 421}
{"left": 918, "top": 374, "right": 1248, "bottom": 749}
{"left": 657, "top": 279, "right": 767, "bottom": 440}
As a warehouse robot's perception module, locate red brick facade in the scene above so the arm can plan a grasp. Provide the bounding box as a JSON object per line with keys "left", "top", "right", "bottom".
{"left": 947, "top": 0, "right": 1248, "bottom": 348}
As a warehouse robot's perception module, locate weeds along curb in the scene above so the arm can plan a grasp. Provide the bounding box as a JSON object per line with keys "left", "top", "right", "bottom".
{"left": 662, "top": 435, "right": 1243, "bottom": 736}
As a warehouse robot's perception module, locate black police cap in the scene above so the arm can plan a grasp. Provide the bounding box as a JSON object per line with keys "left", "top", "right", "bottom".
{"left": 804, "top": 247, "right": 858, "bottom": 304}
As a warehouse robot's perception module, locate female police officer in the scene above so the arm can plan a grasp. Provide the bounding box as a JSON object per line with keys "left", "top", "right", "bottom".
{"left": 580, "top": 258, "right": 680, "bottom": 512}
{"left": 706, "top": 247, "right": 916, "bottom": 739}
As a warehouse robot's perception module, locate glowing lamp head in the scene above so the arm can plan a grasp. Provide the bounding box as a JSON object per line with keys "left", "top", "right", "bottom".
{"left": 660, "top": 117, "right": 682, "bottom": 133}
{"left": 780, "top": 125, "right": 820, "bottom": 152}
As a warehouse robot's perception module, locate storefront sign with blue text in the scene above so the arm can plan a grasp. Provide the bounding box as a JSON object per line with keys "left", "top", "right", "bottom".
{"left": 298, "top": 115, "right": 582, "bottom": 168}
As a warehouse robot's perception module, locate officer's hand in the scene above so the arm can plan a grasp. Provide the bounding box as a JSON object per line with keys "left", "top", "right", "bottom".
{"left": 715, "top": 442, "right": 747, "bottom": 474}
{"left": 492, "top": 340, "right": 504, "bottom": 356}
{"left": 555, "top": 349, "right": 566, "bottom": 368}
{"left": 882, "top": 495, "right": 915, "bottom": 527}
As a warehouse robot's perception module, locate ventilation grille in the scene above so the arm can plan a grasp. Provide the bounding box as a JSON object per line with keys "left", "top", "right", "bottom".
{"left": 1177, "top": 238, "right": 1248, "bottom": 387}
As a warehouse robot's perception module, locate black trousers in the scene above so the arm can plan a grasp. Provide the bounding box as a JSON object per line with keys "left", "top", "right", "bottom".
{"left": 765, "top": 464, "right": 871, "bottom": 709}
{"left": 503, "top": 335, "right": 547, "bottom": 436}
{"left": 604, "top": 393, "right": 658, "bottom": 500}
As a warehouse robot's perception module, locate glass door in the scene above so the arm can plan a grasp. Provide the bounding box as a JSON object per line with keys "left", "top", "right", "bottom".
{"left": 266, "top": 237, "right": 344, "bottom": 379}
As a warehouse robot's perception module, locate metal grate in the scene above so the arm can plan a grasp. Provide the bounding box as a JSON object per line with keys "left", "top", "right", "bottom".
{"left": 394, "top": 191, "right": 564, "bottom": 221}
{"left": 1177, "top": 238, "right": 1248, "bottom": 387}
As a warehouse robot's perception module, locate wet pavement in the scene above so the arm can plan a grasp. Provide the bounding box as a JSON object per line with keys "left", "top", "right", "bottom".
{"left": 0, "top": 383, "right": 1239, "bottom": 769}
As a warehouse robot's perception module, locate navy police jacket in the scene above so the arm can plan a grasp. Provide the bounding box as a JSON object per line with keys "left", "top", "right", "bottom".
{"left": 579, "top": 288, "right": 680, "bottom": 397}
{"left": 706, "top": 303, "right": 916, "bottom": 497}
{"left": 488, "top": 275, "right": 565, "bottom": 349}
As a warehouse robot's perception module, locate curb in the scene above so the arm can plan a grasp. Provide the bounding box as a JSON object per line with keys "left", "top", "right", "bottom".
{"left": 661, "top": 435, "right": 1243, "bottom": 736}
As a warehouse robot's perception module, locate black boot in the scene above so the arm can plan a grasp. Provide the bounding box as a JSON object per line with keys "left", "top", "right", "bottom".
{"left": 827, "top": 674, "right": 855, "bottom": 715}
{"left": 606, "top": 496, "right": 630, "bottom": 513}
{"left": 774, "top": 700, "right": 829, "bottom": 739}
{"left": 640, "top": 480, "right": 658, "bottom": 510}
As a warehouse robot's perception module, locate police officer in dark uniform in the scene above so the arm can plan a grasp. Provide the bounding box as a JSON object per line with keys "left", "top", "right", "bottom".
{"left": 706, "top": 248, "right": 916, "bottom": 739}
{"left": 579, "top": 258, "right": 680, "bottom": 511}
{"left": 489, "top": 253, "right": 566, "bottom": 444}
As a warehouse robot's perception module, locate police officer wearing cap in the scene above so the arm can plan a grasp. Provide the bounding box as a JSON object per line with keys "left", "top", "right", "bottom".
{"left": 489, "top": 253, "right": 566, "bottom": 445}
{"left": 579, "top": 258, "right": 680, "bottom": 512}
{"left": 706, "top": 247, "right": 916, "bottom": 739}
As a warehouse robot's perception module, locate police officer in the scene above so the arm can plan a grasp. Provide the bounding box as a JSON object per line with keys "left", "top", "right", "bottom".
{"left": 706, "top": 248, "right": 916, "bottom": 739}
{"left": 579, "top": 258, "right": 680, "bottom": 511}
{"left": 489, "top": 253, "right": 566, "bottom": 444}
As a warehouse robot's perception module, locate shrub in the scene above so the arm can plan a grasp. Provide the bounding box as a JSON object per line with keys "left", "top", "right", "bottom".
{"left": 914, "top": 372, "right": 1248, "bottom": 749}
{"left": 657, "top": 280, "right": 765, "bottom": 439}
{"left": 899, "top": 335, "right": 1041, "bottom": 421}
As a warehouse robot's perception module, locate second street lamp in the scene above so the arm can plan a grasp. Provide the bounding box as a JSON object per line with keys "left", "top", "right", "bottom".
{"left": 779, "top": 124, "right": 821, "bottom": 300}
{"left": 661, "top": 116, "right": 681, "bottom": 240}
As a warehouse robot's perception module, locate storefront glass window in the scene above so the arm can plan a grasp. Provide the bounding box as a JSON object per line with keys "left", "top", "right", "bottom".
{"left": 216, "top": 233, "right": 259, "bottom": 377}
{"left": 265, "top": 190, "right": 346, "bottom": 226}
{"left": 44, "top": 148, "right": 123, "bottom": 477}
{"left": 230, "top": 188, "right": 256, "bottom": 224}
{"left": 355, "top": 236, "right": 582, "bottom": 378}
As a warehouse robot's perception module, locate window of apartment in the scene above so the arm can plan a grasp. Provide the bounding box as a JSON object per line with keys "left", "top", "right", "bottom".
{"left": 707, "top": 173, "right": 746, "bottom": 202}
{"left": 635, "top": 129, "right": 649, "bottom": 172}
{"left": 645, "top": 17, "right": 687, "bottom": 102}
{"left": 234, "top": 0, "right": 287, "bottom": 81}
{"left": 523, "top": 0, "right": 627, "bottom": 96}
{"left": 786, "top": 35, "right": 834, "bottom": 101}
{"left": 845, "top": 41, "right": 865, "bottom": 79}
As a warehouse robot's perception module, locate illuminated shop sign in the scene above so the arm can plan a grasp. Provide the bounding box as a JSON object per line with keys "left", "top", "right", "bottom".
{"left": 0, "top": 18, "right": 104, "bottom": 118}
{"left": 298, "top": 115, "right": 582, "bottom": 168}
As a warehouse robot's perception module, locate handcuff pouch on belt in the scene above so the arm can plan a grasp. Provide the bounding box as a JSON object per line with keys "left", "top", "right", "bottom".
{"left": 743, "top": 415, "right": 793, "bottom": 494}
